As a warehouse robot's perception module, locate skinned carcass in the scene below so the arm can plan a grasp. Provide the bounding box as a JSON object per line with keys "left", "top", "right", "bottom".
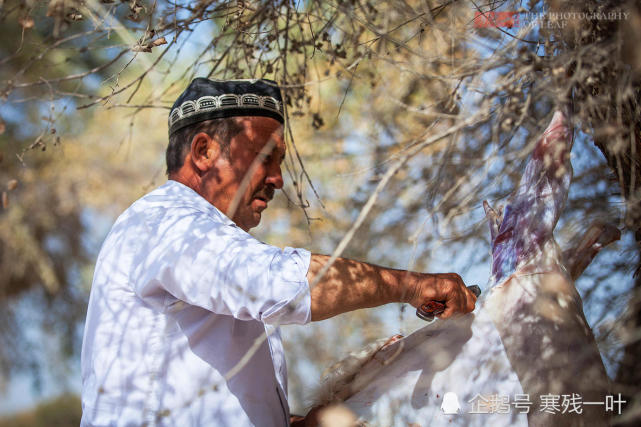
{"left": 314, "top": 111, "right": 616, "bottom": 426}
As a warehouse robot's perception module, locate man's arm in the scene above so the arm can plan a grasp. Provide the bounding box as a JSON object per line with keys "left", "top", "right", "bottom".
{"left": 307, "top": 254, "right": 477, "bottom": 321}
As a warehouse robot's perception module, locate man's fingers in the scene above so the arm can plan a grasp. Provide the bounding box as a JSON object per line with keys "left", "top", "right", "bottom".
{"left": 437, "top": 292, "right": 461, "bottom": 319}
{"left": 465, "top": 287, "right": 478, "bottom": 312}
{"left": 439, "top": 306, "right": 456, "bottom": 319}
{"left": 439, "top": 285, "right": 477, "bottom": 319}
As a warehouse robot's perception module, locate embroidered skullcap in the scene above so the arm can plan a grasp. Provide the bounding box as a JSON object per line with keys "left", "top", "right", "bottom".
{"left": 168, "top": 78, "right": 285, "bottom": 135}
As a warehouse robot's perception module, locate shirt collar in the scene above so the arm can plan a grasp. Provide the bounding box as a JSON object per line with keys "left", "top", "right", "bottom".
{"left": 158, "top": 180, "right": 236, "bottom": 227}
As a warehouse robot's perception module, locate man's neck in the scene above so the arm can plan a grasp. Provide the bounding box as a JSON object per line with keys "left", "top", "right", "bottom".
{"left": 169, "top": 170, "right": 202, "bottom": 196}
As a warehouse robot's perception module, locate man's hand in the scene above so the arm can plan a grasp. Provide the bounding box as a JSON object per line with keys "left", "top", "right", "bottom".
{"left": 405, "top": 272, "right": 477, "bottom": 319}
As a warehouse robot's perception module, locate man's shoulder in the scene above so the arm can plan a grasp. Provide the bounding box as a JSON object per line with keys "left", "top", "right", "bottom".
{"left": 117, "top": 180, "right": 235, "bottom": 233}
{"left": 99, "top": 181, "right": 235, "bottom": 257}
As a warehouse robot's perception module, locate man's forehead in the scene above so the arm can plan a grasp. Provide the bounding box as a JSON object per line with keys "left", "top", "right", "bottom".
{"left": 232, "top": 116, "right": 285, "bottom": 153}
{"left": 239, "top": 117, "right": 284, "bottom": 139}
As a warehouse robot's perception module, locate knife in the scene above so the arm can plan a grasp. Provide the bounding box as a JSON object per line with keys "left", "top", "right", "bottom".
{"left": 416, "top": 285, "right": 482, "bottom": 321}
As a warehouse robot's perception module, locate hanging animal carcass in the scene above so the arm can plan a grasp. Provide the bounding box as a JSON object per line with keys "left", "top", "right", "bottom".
{"left": 314, "top": 111, "right": 617, "bottom": 427}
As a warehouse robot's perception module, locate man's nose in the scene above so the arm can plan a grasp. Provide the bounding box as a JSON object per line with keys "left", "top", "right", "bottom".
{"left": 265, "top": 163, "right": 284, "bottom": 189}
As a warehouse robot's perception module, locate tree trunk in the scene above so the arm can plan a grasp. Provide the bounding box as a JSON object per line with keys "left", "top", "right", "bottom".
{"left": 549, "top": 0, "right": 641, "bottom": 422}
{"left": 614, "top": 267, "right": 641, "bottom": 425}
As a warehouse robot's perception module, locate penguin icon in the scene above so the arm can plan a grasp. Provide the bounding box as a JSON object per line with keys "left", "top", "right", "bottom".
{"left": 441, "top": 392, "right": 461, "bottom": 414}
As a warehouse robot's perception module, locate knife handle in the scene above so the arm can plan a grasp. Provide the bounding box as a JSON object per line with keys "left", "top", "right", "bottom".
{"left": 416, "top": 285, "right": 481, "bottom": 321}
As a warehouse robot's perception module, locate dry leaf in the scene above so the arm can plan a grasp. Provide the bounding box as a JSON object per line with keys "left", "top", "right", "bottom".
{"left": 1, "top": 192, "right": 8, "bottom": 209}
{"left": 67, "top": 9, "right": 83, "bottom": 21}
{"left": 151, "top": 37, "right": 167, "bottom": 47}
{"left": 131, "top": 44, "right": 152, "bottom": 53}
{"left": 132, "top": 36, "right": 167, "bottom": 53}
{"left": 7, "top": 179, "right": 18, "bottom": 191}
{"left": 128, "top": 0, "right": 144, "bottom": 22}
{"left": 0, "top": 116, "right": 5, "bottom": 134}
{"left": 18, "top": 16, "right": 35, "bottom": 29}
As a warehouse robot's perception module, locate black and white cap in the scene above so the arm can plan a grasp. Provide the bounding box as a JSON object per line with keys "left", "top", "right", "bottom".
{"left": 168, "top": 78, "right": 285, "bottom": 135}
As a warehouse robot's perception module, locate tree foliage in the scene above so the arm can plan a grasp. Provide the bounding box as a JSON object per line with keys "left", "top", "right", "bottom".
{"left": 1, "top": 0, "right": 640, "bottom": 421}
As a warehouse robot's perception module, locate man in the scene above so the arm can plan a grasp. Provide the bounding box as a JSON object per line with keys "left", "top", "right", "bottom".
{"left": 80, "top": 78, "right": 477, "bottom": 426}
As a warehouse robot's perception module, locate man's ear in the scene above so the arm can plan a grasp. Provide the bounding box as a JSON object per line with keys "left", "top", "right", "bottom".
{"left": 190, "top": 132, "right": 219, "bottom": 172}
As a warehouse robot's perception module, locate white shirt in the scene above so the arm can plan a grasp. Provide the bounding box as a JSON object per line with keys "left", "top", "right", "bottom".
{"left": 81, "top": 180, "right": 312, "bottom": 427}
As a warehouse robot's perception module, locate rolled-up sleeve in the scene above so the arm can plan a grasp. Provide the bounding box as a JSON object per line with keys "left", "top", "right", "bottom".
{"left": 136, "top": 208, "right": 312, "bottom": 326}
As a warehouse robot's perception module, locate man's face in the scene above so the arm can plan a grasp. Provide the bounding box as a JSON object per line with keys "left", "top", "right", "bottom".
{"left": 204, "top": 116, "right": 285, "bottom": 231}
